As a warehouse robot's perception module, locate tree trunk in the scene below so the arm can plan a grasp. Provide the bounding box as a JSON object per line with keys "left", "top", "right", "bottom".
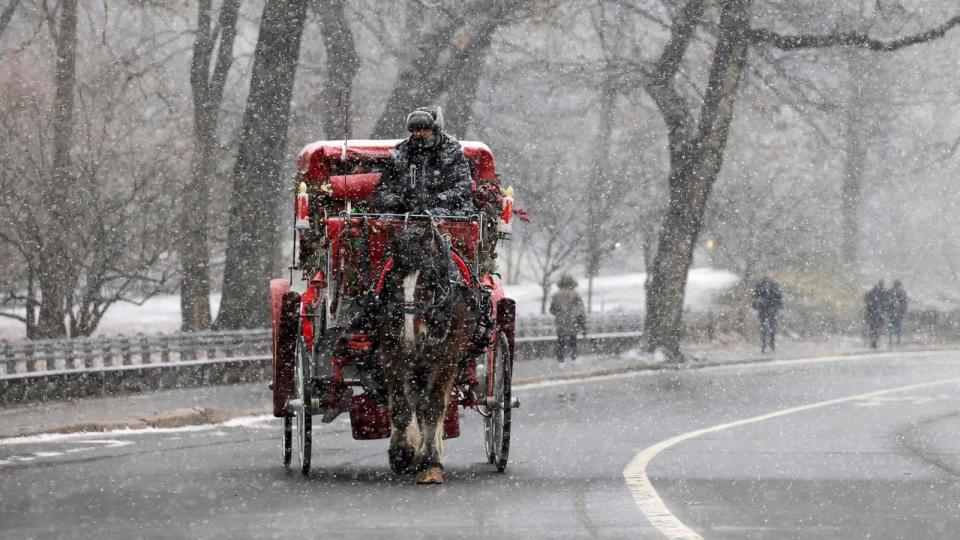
{"left": 180, "top": 133, "right": 215, "bottom": 331}
{"left": 368, "top": 16, "right": 462, "bottom": 138}
{"left": 313, "top": 0, "right": 360, "bottom": 139}
{"left": 36, "top": 0, "right": 78, "bottom": 339}
{"left": 25, "top": 269, "right": 36, "bottom": 339}
{"left": 180, "top": 0, "right": 240, "bottom": 332}
{"left": 369, "top": 2, "right": 509, "bottom": 139}
{"left": 541, "top": 281, "right": 549, "bottom": 315}
{"left": 441, "top": 14, "right": 502, "bottom": 137}
{"left": 644, "top": 0, "right": 753, "bottom": 359}
{"left": 0, "top": 0, "right": 19, "bottom": 39}
{"left": 217, "top": 0, "right": 308, "bottom": 329}
{"left": 584, "top": 74, "right": 617, "bottom": 313}
{"left": 840, "top": 48, "right": 866, "bottom": 272}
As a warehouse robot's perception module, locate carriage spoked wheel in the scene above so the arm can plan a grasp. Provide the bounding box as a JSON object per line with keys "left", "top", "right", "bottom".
{"left": 295, "top": 337, "right": 313, "bottom": 475}
{"left": 483, "top": 332, "right": 512, "bottom": 472}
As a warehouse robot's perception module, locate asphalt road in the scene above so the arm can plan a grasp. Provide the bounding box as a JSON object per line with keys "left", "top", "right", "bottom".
{"left": 2, "top": 351, "right": 960, "bottom": 539}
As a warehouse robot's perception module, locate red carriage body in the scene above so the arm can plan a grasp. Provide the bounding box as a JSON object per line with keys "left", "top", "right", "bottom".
{"left": 270, "top": 139, "right": 516, "bottom": 475}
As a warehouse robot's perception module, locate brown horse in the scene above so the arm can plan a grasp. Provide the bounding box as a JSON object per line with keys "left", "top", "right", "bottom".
{"left": 375, "top": 221, "right": 479, "bottom": 484}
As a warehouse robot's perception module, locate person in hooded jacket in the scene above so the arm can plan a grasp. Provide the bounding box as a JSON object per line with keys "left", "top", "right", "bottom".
{"left": 752, "top": 272, "right": 782, "bottom": 353}
{"left": 550, "top": 274, "right": 587, "bottom": 363}
{"left": 864, "top": 280, "right": 886, "bottom": 349}
{"left": 886, "top": 280, "right": 908, "bottom": 346}
{"left": 371, "top": 106, "right": 475, "bottom": 216}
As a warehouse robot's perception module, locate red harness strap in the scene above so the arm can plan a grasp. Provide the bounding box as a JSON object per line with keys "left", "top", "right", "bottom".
{"left": 374, "top": 258, "right": 395, "bottom": 295}
{"left": 450, "top": 251, "right": 473, "bottom": 288}
{"left": 374, "top": 252, "right": 472, "bottom": 295}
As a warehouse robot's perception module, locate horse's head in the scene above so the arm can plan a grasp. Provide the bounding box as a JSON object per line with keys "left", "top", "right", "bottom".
{"left": 377, "top": 220, "right": 458, "bottom": 345}
{"left": 389, "top": 223, "right": 442, "bottom": 277}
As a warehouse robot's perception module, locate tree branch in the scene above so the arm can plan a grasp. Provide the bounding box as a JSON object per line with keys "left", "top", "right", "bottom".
{"left": 644, "top": 0, "right": 704, "bottom": 163}
{"left": 0, "top": 0, "right": 19, "bottom": 39}
{"left": 750, "top": 15, "right": 960, "bottom": 52}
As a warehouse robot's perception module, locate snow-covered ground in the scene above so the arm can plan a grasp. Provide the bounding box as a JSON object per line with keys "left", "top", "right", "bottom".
{"left": 0, "top": 268, "right": 739, "bottom": 341}
{"left": 508, "top": 268, "right": 739, "bottom": 318}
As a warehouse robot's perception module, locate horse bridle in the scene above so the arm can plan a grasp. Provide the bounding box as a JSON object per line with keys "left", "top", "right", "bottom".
{"left": 376, "top": 213, "right": 463, "bottom": 344}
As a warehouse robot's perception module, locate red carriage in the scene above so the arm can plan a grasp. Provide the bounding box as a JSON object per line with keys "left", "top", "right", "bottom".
{"left": 270, "top": 139, "right": 518, "bottom": 480}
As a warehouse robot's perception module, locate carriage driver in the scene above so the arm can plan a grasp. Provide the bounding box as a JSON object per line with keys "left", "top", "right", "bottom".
{"left": 371, "top": 106, "right": 475, "bottom": 216}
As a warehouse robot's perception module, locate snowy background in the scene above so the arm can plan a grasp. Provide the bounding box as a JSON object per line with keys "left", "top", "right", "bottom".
{"left": 0, "top": 269, "right": 738, "bottom": 340}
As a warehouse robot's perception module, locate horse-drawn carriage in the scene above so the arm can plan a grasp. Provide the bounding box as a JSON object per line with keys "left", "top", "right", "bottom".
{"left": 270, "top": 139, "right": 518, "bottom": 483}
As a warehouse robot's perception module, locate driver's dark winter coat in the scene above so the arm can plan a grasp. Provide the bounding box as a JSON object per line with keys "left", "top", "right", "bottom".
{"left": 371, "top": 132, "right": 474, "bottom": 215}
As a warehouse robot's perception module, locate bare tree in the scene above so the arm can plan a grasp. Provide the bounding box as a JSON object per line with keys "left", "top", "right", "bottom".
{"left": 641, "top": 0, "right": 753, "bottom": 359}
{"left": 637, "top": 0, "right": 960, "bottom": 360}
{"left": 583, "top": 2, "right": 634, "bottom": 312}
{"left": 180, "top": 0, "right": 241, "bottom": 331}
{"left": 312, "top": 0, "right": 360, "bottom": 138}
{"left": 217, "top": 0, "right": 309, "bottom": 329}
{"left": 369, "top": 0, "right": 525, "bottom": 138}
{"left": 0, "top": 1, "right": 184, "bottom": 337}
{"left": 34, "top": 0, "right": 79, "bottom": 338}
{"left": 518, "top": 161, "right": 583, "bottom": 314}
{"left": 0, "top": 0, "right": 19, "bottom": 39}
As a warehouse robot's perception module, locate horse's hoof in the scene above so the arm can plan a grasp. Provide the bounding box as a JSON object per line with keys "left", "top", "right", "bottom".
{"left": 416, "top": 467, "right": 444, "bottom": 484}
{"left": 389, "top": 445, "right": 415, "bottom": 475}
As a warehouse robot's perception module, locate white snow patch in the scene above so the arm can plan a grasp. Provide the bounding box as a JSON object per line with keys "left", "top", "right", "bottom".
{"left": 504, "top": 268, "right": 739, "bottom": 318}
{"left": 618, "top": 347, "right": 662, "bottom": 366}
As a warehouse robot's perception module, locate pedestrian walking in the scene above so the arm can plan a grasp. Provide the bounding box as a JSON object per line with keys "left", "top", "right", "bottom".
{"left": 549, "top": 274, "right": 587, "bottom": 363}
{"left": 751, "top": 272, "right": 783, "bottom": 353}
{"left": 864, "top": 280, "right": 887, "bottom": 349}
{"left": 886, "top": 279, "right": 908, "bottom": 346}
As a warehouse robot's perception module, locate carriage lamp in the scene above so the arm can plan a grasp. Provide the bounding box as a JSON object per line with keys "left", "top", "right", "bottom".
{"left": 296, "top": 181, "right": 311, "bottom": 230}
{"left": 497, "top": 185, "right": 514, "bottom": 234}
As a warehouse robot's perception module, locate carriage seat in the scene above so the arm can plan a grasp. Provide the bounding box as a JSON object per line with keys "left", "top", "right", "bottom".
{"left": 327, "top": 172, "right": 382, "bottom": 201}
{"left": 327, "top": 171, "right": 481, "bottom": 205}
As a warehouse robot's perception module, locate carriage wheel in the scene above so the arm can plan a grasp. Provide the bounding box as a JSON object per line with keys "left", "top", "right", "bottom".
{"left": 483, "top": 332, "right": 512, "bottom": 471}
{"left": 281, "top": 416, "right": 292, "bottom": 467}
{"left": 295, "top": 337, "right": 312, "bottom": 475}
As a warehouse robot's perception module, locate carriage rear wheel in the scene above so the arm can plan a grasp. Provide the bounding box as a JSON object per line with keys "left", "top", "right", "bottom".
{"left": 483, "top": 332, "right": 512, "bottom": 471}
{"left": 295, "top": 338, "right": 312, "bottom": 475}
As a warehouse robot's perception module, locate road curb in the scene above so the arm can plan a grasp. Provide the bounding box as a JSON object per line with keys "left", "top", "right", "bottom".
{"left": 0, "top": 406, "right": 268, "bottom": 440}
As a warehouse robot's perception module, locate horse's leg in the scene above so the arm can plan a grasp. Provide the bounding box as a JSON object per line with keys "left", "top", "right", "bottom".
{"left": 385, "top": 348, "right": 419, "bottom": 474}
{"left": 415, "top": 307, "right": 476, "bottom": 484}
{"left": 413, "top": 359, "right": 456, "bottom": 484}
{"left": 381, "top": 270, "right": 426, "bottom": 475}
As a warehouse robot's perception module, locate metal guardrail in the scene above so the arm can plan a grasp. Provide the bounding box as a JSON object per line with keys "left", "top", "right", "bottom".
{"left": 0, "top": 314, "right": 645, "bottom": 380}
{"left": 514, "top": 312, "right": 643, "bottom": 337}
{"left": 0, "top": 329, "right": 271, "bottom": 379}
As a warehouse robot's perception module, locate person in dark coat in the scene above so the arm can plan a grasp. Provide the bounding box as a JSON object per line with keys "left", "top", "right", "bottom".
{"left": 886, "top": 280, "right": 908, "bottom": 346}
{"left": 549, "top": 274, "right": 587, "bottom": 363}
{"left": 371, "top": 106, "right": 475, "bottom": 216}
{"left": 752, "top": 272, "right": 783, "bottom": 353}
{"left": 864, "top": 280, "right": 887, "bottom": 349}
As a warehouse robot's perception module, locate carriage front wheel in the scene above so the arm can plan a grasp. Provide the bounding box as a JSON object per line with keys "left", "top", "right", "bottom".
{"left": 483, "top": 332, "right": 512, "bottom": 471}
{"left": 295, "top": 337, "right": 313, "bottom": 475}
